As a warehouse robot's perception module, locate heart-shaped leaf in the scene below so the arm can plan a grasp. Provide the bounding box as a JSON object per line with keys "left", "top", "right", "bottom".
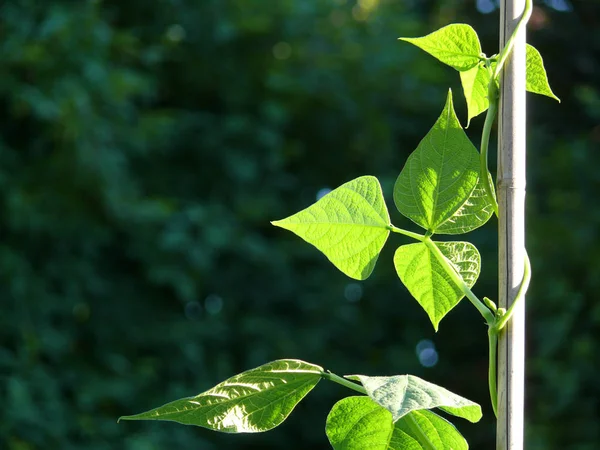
{"left": 393, "top": 241, "right": 480, "bottom": 330}
{"left": 346, "top": 374, "right": 482, "bottom": 423}
{"left": 272, "top": 176, "right": 390, "bottom": 280}
{"left": 393, "top": 90, "right": 480, "bottom": 235}
{"left": 326, "top": 396, "right": 467, "bottom": 450}
{"left": 400, "top": 24, "right": 482, "bottom": 71}
{"left": 526, "top": 44, "right": 560, "bottom": 102}
{"left": 119, "top": 359, "right": 323, "bottom": 433}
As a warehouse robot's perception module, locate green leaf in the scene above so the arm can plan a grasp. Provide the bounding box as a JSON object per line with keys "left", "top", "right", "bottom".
{"left": 393, "top": 90, "right": 480, "bottom": 234}
{"left": 393, "top": 241, "right": 480, "bottom": 330}
{"left": 326, "top": 396, "right": 403, "bottom": 450}
{"left": 346, "top": 374, "right": 482, "bottom": 423}
{"left": 400, "top": 24, "right": 482, "bottom": 71}
{"left": 526, "top": 44, "right": 560, "bottom": 102}
{"left": 326, "top": 397, "right": 469, "bottom": 450}
{"left": 394, "top": 410, "right": 468, "bottom": 450}
{"left": 272, "top": 176, "right": 390, "bottom": 280}
{"left": 118, "top": 359, "right": 323, "bottom": 433}
{"left": 434, "top": 171, "right": 495, "bottom": 234}
{"left": 459, "top": 62, "right": 494, "bottom": 126}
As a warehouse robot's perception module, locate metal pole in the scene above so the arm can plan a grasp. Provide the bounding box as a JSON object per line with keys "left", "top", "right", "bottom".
{"left": 497, "top": 0, "right": 527, "bottom": 449}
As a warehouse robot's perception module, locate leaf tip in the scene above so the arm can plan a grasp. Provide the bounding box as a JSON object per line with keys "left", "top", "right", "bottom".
{"left": 445, "top": 88, "right": 454, "bottom": 105}
{"left": 429, "top": 313, "right": 442, "bottom": 332}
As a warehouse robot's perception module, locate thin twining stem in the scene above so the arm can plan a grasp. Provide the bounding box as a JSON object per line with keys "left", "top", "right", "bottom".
{"left": 488, "top": 327, "right": 499, "bottom": 417}
{"left": 482, "top": 0, "right": 534, "bottom": 417}
{"left": 493, "top": 0, "right": 533, "bottom": 79}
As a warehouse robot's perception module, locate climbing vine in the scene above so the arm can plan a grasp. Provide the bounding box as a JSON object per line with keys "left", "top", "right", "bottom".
{"left": 119, "top": 2, "right": 558, "bottom": 447}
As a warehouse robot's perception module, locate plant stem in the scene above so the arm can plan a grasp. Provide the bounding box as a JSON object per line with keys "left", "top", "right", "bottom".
{"left": 322, "top": 371, "right": 367, "bottom": 395}
{"left": 488, "top": 327, "right": 499, "bottom": 418}
{"left": 493, "top": 0, "right": 533, "bottom": 79}
{"left": 480, "top": 80, "right": 500, "bottom": 216}
{"left": 479, "top": 1, "right": 534, "bottom": 419}
{"left": 486, "top": 252, "right": 530, "bottom": 417}
{"left": 495, "top": 1, "right": 532, "bottom": 446}
{"left": 406, "top": 413, "right": 438, "bottom": 450}
{"left": 494, "top": 251, "right": 531, "bottom": 331}
{"left": 388, "top": 224, "right": 426, "bottom": 242}
{"left": 423, "top": 238, "right": 495, "bottom": 326}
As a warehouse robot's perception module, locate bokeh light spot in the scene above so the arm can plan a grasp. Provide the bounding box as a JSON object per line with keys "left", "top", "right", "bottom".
{"left": 205, "top": 294, "right": 224, "bottom": 315}
{"left": 273, "top": 42, "right": 292, "bottom": 60}
{"left": 166, "top": 24, "right": 186, "bottom": 43}
{"left": 344, "top": 283, "right": 363, "bottom": 302}
{"left": 416, "top": 339, "right": 439, "bottom": 368}
{"left": 184, "top": 301, "right": 202, "bottom": 321}
{"left": 316, "top": 187, "right": 332, "bottom": 200}
{"left": 476, "top": 0, "right": 496, "bottom": 14}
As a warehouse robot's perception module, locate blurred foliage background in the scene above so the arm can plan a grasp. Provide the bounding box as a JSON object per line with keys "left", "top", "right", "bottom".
{"left": 1, "top": 0, "right": 598, "bottom": 448}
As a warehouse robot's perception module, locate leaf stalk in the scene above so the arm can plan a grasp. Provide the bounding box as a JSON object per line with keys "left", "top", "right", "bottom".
{"left": 388, "top": 224, "right": 426, "bottom": 242}
{"left": 322, "top": 371, "right": 367, "bottom": 395}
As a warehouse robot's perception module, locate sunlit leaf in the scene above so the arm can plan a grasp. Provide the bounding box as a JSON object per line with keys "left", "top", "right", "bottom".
{"left": 326, "top": 394, "right": 471, "bottom": 449}
{"left": 459, "top": 62, "right": 494, "bottom": 126}
{"left": 346, "top": 374, "right": 482, "bottom": 423}
{"left": 272, "top": 176, "right": 390, "bottom": 280}
{"left": 326, "top": 396, "right": 410, "bottom": 450}
{"left": 393, "top": 90, "right": 480, "bottom": 234}
{"left": 119, "top": 359, "right": 323, "bottom": 433}
{"left": 400, "top": 24, "right": 482, "bottom": 71}
{"left": 526, "top": 44, "right": 560, "bottom": 102}
{"left": 394, "top": 409, "right": 468, "bottom": 450}
{"left": 393, "top": 241, "right": 480, "bottom": 330}
{"left": 435, "top": 172, "right": 495, "bottom": 234}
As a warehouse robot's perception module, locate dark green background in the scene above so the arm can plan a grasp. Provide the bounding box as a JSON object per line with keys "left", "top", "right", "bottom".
{"left": 1, "top": 0, "right": 598, "bottom": 448}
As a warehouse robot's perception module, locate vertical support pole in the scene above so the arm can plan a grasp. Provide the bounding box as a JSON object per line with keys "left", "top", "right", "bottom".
{"left": 497, "top": 1, "right": 527, "bottom": 449}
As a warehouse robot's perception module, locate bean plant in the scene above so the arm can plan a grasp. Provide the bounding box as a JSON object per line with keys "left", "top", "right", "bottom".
{"left": 120, "top": 1, "right": 558, "bottom": 447}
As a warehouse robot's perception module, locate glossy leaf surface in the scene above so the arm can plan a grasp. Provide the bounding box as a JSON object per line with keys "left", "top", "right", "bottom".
{"left": 119, "top": 359, "right": 323, "bottom": 433}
